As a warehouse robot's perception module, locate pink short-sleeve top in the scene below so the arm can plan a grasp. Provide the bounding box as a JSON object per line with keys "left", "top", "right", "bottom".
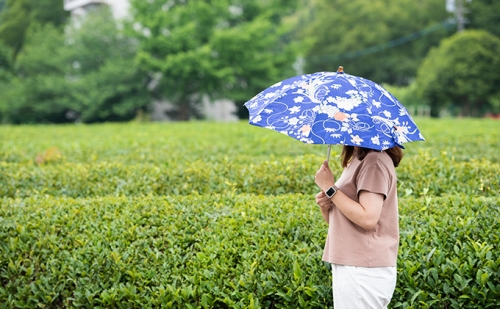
{"left": 322, "top": 151, "right": 399, "bottom": 267}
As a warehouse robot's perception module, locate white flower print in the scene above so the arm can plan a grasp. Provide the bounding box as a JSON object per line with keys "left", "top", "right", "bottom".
{"left": 318, "top": 104, "right": 340, "bottom": 118}
{"left": 358, "top": 91, "right": 369, "bottom": 100}
{"left": 383, "top": 110, "right": 392, "bottom": 118}
{"left": 294, "top": 96, "right": 304, "bottom": 103}
{"left": 288, "top": 117, "right": 299, "bottom": 125}
{"left": 299, "top": 82, "right": 309, "bottom": 89}
{"left": 327, "top": 92, "right": 363, "bottom": 111}
{"left": 300, "top": 124, "right": 312, "bottom": 137}
{"left": 372, "top": 100, "right": 381, "bottom": 108}
{"left": 371, "top": 135, "right": 380, "bottom": 145}
{"left": 345, "top": 90, "right": 361, "bottom": 98}
{"left": 289, "top": 106, "right": 301, "bottom": 114}
{"left": 264, "top": 92, "right": 276, "bottom": 99}
{"left": 394, "top": 125, "right": 408, "bottom": 134}
{"left": 263, "top": 109, "right": 273, "bottom": 114}
{"left": 248, "top": 101, "right": 259, "bottom": 109}
{"left": 351, "top": 135, "right": 363, "bottom": 145}
{"left": 251, "top": 115, "right": 262, "bottom": 123}
{"left": 393, "top": 125, "right": 411, "bottom": 144}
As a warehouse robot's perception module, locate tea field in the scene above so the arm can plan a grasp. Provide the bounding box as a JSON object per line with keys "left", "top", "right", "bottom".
{"left": 0, "top": 118, "right": 499, "bottom": 308}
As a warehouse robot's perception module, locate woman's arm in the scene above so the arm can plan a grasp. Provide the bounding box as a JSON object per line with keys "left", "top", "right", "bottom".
{"left": 315, "top": 161, "right": 384, "bottom": 231}
{"left": 329, "top": 189, "right": 384, "bottom": 230}
{"left": 315, "top": 191, "right": 332, "bottom": 224}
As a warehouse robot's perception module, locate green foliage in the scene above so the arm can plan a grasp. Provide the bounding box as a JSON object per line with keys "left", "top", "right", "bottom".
{"left": 0, "top": 23, "right": 71, "bottom": 123}
{"left": 0, "top": 194, "right": 333, "bottom": 308}
{"left": 0, "top": 119, "right": 499, "bottom": 307}
{"left": 0, "top": 9, "right": 151, "bottom": 124}
{"left": 468, "top": 0, "right": 500, "bottom": 38}
{"left": 416, "top": 30, "right": 500, "bottom": 117}
{"left": 0, "top": 0, "right": 30, "bottom": 55}
{"left": 64, "top": 9, "right": 151, "bottom": 123}
{"left": 1, "top": 0, "right": 499, "bottom": 124}
{"left": 0, "top": 41, "right": 12, "bottom": 81}
{"left": 302, "top": 0, "right": 452, "bottom": 85}
{"left": 382, "top": 82, "right": 425, "bottom": 109}
{"left": 394, "top": 195, "right": 500, "bottom": 308}
{"left": 130, "top": 0, "right": 302, "bottom": 120}
{"left": 0, "top": 119, "right": 498, "bottom": 199}
{"left": 0, "top": 0, "right": 68, "bottom": 56}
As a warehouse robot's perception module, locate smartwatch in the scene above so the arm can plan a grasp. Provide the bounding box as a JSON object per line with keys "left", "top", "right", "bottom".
{"left": 325, "top": 185, "right": 339, "bottom": 199}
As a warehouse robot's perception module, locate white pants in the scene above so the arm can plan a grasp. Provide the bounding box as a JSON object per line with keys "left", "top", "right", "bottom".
{"left": 332, "top": 264, "right": 397, "bottom": 309}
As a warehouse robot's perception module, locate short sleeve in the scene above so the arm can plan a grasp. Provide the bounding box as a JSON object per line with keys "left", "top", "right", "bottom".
{"left": 356, "top": 155, "right": 391, "bottom": 199}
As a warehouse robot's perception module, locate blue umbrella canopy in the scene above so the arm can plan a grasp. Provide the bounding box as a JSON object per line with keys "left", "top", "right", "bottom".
{"left": 244, "top": 68, "right": 424, "bottom": 152}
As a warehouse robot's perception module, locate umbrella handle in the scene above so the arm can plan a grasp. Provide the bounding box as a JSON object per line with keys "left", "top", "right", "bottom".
{"left": 326, "top": 144, "right": 331, "bottom": 163}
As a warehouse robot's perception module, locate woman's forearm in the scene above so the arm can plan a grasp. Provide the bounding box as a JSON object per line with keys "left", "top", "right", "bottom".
{"left": 320, "top": 205, "right": 330, "bottom": 224}
{"left": 330, "top": 190, "right": 384, "bottom": 230}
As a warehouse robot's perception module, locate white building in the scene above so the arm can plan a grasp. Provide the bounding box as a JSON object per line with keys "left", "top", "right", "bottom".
{"left": 63, "top": 0, "right": 238, "bottom": 121}
{"left": 64, "top": 0, "right": 130, "bottom": 19}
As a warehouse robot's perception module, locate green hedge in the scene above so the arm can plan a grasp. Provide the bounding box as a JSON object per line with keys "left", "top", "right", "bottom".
{"left": 0, "top": 150, "right": 498, "bottom": 199}
{"left": 1, "top": 194, "right": 498, "bottom": 308}
{"left": 1, "top": 194, "right": 331, "bottom": 308}
{"left": 0, "top": 120, "right": 498, "bottom": 200}
{"left": 395, "top": 195, "right": 500, "bottom": 308}
{"left": 1, "top": 119, "right": 499, "bottom": 308}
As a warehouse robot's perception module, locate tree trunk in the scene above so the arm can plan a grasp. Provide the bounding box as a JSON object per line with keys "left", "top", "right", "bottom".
{"left": 178, "top": 100, "right": 191, "bottom": 121}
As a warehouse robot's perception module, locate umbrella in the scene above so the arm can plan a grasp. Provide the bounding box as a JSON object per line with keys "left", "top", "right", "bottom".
{"left": 244, "top": 67, "right": 424, "bottom": 161}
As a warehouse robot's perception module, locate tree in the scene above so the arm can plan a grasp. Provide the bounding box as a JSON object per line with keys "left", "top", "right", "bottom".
{"left": 0, "top": 41, "right": 13, "bottom": 123}
{"left": 0, "top": 0, "right": 30, "bottom": 56}
{"left": 130, "top": 0, "right": 302, "bottom": 120}
{"left": 0, "top": 0, "right": 68, "bottom": 56}
{"left": 416, "top": 30, "right": 500, "bottom": 117}
{"left": 0, "top": 41, "right": 12, "bottom": 81}
{"left": 65, "top": 9, "right": 151, "bottom": 123}
{"left": 0, "top": 24, "right": 70, "bottom": 123}
{"left": 468, "top": 0, "right": 500, "bottom": 37}
{"left": 302, "top": 0, "right": 453, "bottom": 85}
{"left": 0, "top": 8, "right": 150, "bottom": 124}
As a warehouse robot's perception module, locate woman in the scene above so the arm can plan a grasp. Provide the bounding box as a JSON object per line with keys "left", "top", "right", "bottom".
{"left": 314, "top": 145, "right": 403, "bottom": 309}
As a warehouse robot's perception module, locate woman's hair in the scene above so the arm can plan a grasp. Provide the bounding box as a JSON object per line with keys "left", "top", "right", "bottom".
{"left": 340, "top": 145, "right": 403, "bottom": 168}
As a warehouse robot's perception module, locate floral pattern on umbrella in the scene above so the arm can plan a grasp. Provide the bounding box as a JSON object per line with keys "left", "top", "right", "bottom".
{"left": 244, "top": 71, "right": 425, "bottom": 150}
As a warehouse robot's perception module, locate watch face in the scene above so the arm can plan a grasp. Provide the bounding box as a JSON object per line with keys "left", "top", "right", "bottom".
{"left": 326, "top": 187, "right": 336, "bottom": 197}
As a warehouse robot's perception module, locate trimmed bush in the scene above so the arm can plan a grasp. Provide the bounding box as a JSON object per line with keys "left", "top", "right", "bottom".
{"left": 1, "top": 195, "right": 499, "bottom": 308}
{"left": 1, "top": 119, "right": 499, "bottom": 308}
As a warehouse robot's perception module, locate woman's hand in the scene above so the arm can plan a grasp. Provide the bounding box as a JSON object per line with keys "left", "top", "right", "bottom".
{"left": 315, "top": 160, "right": 336, "bottom": 192}
{"left": 315, "top": 191, "right": 333, "bottom": 209}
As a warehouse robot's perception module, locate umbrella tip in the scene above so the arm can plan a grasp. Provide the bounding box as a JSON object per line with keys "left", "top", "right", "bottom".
{"left": 337, "top": 66, "right": 344, "bottom": 73}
